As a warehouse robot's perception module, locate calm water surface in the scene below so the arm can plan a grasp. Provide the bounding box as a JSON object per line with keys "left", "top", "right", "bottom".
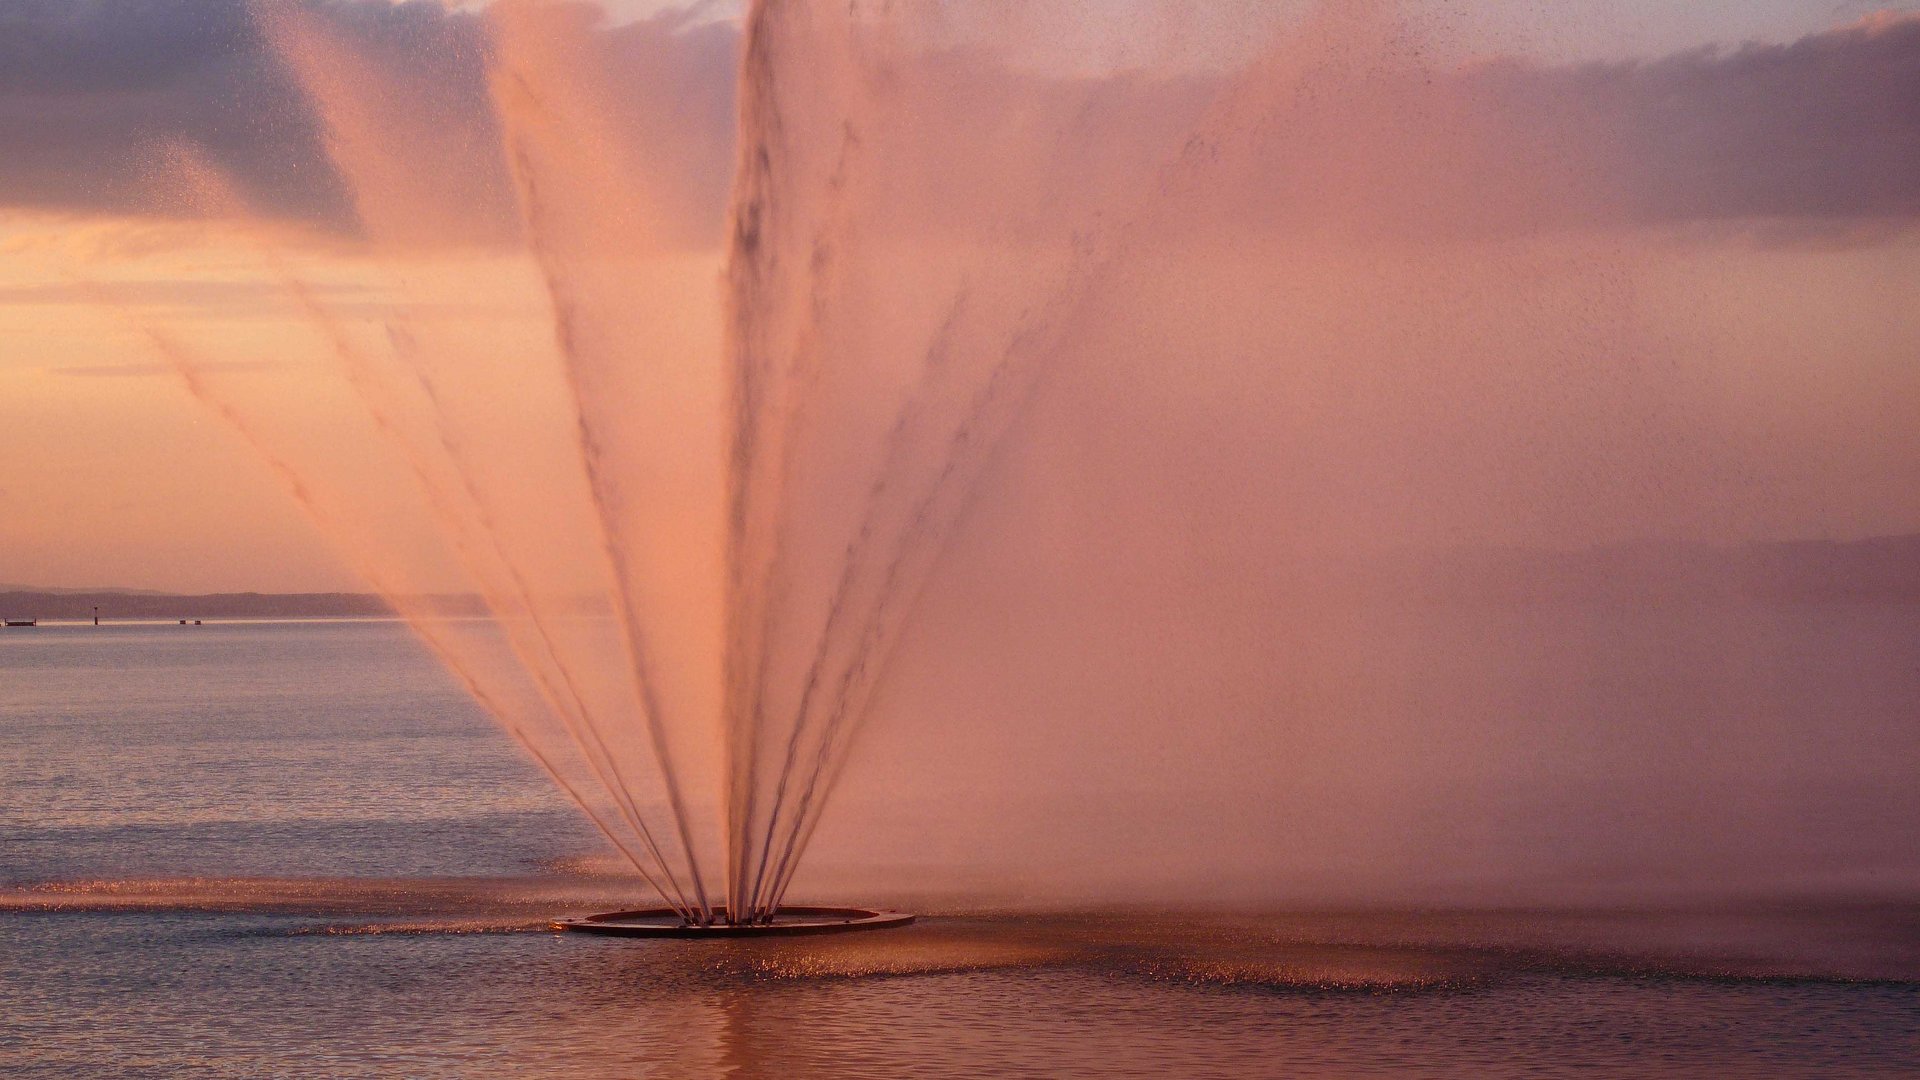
{"left": 3, "top": 620, "right": 1916, "bottom": 1077}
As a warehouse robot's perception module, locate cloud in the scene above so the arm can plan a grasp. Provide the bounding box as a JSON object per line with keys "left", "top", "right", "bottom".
{"left": 52, "top": 359, "right": 280, "bottom": 378}
{"left": 0, "top": 3, "right": 1915, "bottom": 241}
{"left": 1485, "top": 14, "right": 1920, "bottom": 226}
{"left": 0, "top": 279, "right": 373, "bottom": 307}
{"left": 0, "top": 0, "right": 736, "bottom": 245}
{"left": 0, "top": 0, "right": 343, "bottom": 223}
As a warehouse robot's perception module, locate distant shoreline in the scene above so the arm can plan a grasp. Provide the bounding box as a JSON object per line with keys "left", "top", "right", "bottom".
{"left": 0, "top": 592, "right": 477, "bottom": 621}
{"left": 3, "top": 534, "right": 1917, "bottom": 620}
{"left": 13, "top": 616, "right": 420, "bottom": 626}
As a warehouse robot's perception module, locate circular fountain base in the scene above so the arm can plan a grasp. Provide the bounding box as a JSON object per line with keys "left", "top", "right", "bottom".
{"left": 552, "top": 905, "right": 915, "bottom": 938}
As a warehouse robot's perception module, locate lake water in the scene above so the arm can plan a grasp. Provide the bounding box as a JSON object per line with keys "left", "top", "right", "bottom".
{"left": 3, "top": 619, "right": 1916, "bottom": 1077}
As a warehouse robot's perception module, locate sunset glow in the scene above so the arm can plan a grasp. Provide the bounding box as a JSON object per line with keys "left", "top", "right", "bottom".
{"left": 4, "top": 3, "right": 1918, "bottom": 1075}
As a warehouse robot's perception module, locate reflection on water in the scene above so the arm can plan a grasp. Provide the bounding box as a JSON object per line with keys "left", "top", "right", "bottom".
{"left": 4, "top": 895, "right": 1919, "bottom": 1078}
{"left": 0, "top": 621, "right": 602, "bottom": 884}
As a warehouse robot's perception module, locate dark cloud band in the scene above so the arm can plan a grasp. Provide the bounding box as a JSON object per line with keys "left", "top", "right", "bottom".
{"left": 0, "top": 2, "right": 1914, "bottom": 237}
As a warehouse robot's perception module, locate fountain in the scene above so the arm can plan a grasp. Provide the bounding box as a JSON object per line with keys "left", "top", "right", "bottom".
{"left": 97, "top": 0, "right": 1920, "bottom": 922}
{"left": 118, "top": 0, "right": 1146, "bottom": 931}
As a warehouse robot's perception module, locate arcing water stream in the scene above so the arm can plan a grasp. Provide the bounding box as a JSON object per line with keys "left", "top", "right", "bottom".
{"left": 98, "top": 0, "right": 1920, "bottom": 917}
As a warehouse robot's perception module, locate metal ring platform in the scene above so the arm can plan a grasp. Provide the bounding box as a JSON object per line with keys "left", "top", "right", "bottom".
{"left": 552, "top": 905, "right": 916, "bottom": 938}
